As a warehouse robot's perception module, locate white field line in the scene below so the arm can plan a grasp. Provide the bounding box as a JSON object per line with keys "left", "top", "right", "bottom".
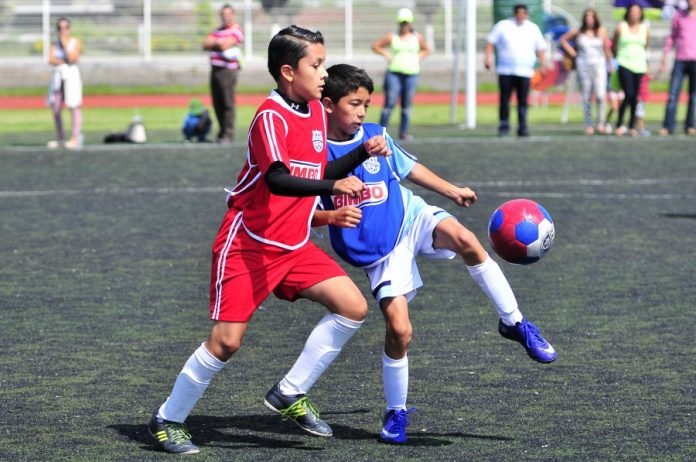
{"left": 474, "top": 178, "right": 696, "bottom": 187}
{"left": 0, "top": 178, "right": 695, "bottom": 200}
{"left": 0, "top": 187, "right": 222, "bottom": 198}
{"left": 487, "top": 191, "right": 696, "bottom": 200}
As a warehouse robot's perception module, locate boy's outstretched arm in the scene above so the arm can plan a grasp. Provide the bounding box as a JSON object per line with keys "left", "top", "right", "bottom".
{"left": 312, "top": 207, "right": 362, "bottom": 228}
{"left": 406, "top": 163, "right": 477, "bottom": 207}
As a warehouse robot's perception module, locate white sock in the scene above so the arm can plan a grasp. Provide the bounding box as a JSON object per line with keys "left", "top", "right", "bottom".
{"left": 279, "top": 313, "right": 363, "bottom": 396}
{"left": 158, "top": 343, "right": 226, "bottom": 423}
{"left": 383, "top": 353, "right": 408, "bottom": 411}
{"left": 467, "top": 256, "right": 523, "bottom": 326}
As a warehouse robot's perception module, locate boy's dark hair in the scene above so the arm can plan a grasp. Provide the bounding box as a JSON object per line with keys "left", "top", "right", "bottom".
{"left": 322, "top": 64, "right": 374, "bottom": 103}
{"left": 267, "top": 25, "right": 324, "bottom": 82}
{"left": 513, "top": 4, "right": 528, "bottom": 14}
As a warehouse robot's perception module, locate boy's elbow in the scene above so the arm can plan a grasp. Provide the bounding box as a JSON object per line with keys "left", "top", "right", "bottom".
{"left": 266, "top": 181, "right": 282, "bottom": 196}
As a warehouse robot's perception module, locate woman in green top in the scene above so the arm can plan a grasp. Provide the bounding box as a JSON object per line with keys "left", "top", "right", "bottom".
{"left": 612, "top": 2, "right": 650, "bottom": 136}
{"left": 372, "top": 8, "right": 430, "bottom": 141}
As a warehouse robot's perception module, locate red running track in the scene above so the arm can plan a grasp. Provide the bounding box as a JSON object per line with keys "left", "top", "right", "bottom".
{"left": 0, "top": 91, "right": 677, "bottom": 110}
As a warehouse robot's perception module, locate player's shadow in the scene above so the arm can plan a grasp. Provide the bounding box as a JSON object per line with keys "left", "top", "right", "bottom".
{"left": 661, "top": 213, "right": 696, "bottom": 219}
{"left": 111, "top": 411, "right": 367, "bottom": 452}
{"left": 324, "top": 409, "right": 513, "bottom": 447}
{"left": 331, "top": 424, "right": 512, "bottom": 447}
{"left": 110, "top": 410, "right": 512, "bottom": 451}
{"left": 111, "top": 414, "right": 324, "bottom": 452}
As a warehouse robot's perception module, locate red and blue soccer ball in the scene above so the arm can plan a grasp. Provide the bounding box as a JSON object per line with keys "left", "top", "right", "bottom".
{"left": 488, "top": 199, "right": 555, "bottom": 265}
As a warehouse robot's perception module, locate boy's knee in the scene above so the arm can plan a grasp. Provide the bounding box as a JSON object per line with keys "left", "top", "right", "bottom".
{"left": 330, "top": 290, "right": 368, "bottom": 322}
{"left": 207, "top": 333, "right": 243, "bottom": 361}
{"left": 387, "top": 322, "right": 413, "bottom": 349}
{"left": 346, "top": 296, "right": 368, "bottom": 322}
{"left": 215, "top": 340, "right": 241, "bottom": 361}
{"left": 451, "top": 227, "right": 486, "bottom": 261}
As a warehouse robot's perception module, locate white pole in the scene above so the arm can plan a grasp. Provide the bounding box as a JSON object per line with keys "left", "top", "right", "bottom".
{"left": 465, "top": 0, "right": 477, "bottom": 128}
{"left": 143, "top": 0, "right": 151, "bottom": 62}
{"left": 444, "top": 0, "right": 452, "bottom": 58}
{"left": 42, "top": 0, "right": 50, "bottom": 63}
{"left": 425, "top": 23, "right": 435, "bottom": 52}
{"left": 543, "top": 0, "right": 552, "bottom": 13}
{"left": 449, "top": 0, "right": 464, "bottom": 123}
{"left": 244, "top": 0, "right": 253, "bottom": 59}
{"left": 345, "top": 0, "right": 353, "bottom": 60}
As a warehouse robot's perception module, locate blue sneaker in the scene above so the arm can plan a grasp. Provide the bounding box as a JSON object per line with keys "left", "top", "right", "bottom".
{"left": 379, "top": 407, "right": 417, "bottom": 444}
{"left": 498, "top": 318, "right": 557, "bottom": 363}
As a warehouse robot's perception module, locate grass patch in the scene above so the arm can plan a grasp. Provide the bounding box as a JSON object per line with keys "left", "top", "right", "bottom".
{"left": 0, "top": 79, "right": 671, "bottom": 97}
{"left": 0, "top": 99, "right": 683, "bottom": 147}
{"left": 1, "top": 136, "right": 695, "bottom": 460}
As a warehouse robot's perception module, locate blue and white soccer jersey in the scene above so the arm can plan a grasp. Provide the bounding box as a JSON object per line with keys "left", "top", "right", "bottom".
{"left": 321, "top": 123, "right": 456, "bottom": 302}
{"left": 321, "top": 123, "right": 416, "bottom": 267}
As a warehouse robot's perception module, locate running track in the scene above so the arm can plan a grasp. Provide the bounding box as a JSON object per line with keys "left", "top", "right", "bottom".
{"left": 0, "top": 91, "right": 677, "bottom": 110}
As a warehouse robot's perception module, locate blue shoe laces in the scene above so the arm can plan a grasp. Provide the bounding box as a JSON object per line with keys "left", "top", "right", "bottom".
{"left": 389, "top": 407, "right": 417, "bottom": 433}
{"left": 520, "top": 320, "right": 547, "bottom": 348}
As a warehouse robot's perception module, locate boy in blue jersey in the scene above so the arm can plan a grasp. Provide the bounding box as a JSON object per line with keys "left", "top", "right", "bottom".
{"left": 314, "top": 64, "right": 557, "bottom": 444}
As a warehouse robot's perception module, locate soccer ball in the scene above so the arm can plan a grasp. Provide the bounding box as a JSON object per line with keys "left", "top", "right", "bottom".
{"left": 488, "top": 199, "right": 555, "bottom": 265}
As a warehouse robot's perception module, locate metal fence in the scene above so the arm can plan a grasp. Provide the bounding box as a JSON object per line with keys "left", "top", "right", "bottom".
{"left": 0, "top": 0, "right": 673, "bottom": 88}
{"left": 2, "top": 0, "right": 671, "bottom": 59}
{"left": 3, "top": 0, "right": 459, "bottom": 60}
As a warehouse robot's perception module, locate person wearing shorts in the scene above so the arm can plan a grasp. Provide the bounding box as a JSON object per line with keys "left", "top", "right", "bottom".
{"left": 146, "top": 26, "right": 389, "bottom": 455}
{"left": 315, "top": 64, "right": 557, "bottom": 445}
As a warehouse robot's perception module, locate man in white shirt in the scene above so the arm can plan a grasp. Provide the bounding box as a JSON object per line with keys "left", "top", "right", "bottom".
{"left": 485, "top": 4, "right": 547, "bottom": 137}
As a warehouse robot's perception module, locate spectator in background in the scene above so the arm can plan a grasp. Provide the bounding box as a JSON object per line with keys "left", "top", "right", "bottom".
{"left": 372, "top": 8, "right": 430, "bottom": 141}
{"left": 203, "top": 4, "right": 243, "bottom": 144}
{"left": 47, "top": 17, "right": 83, "bottom": 149}
{"left": 658, "top": 0, "right": 696, "bottom": 136}
{"left": 484, "top": 4, "right": 547, "bottom": 137}
{"left": 612, "top": 2, "right": 650, "bottom": 137}
{"left": 182, "top": 99, "right": 212, "bottom": 142}
{"left": 560, "top": 8, "right": 612, "bottom": 135}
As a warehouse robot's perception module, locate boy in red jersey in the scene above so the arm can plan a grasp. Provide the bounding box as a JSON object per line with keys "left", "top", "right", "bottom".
{"left": 147, "top": 25, "right": 389, "bottom": 454}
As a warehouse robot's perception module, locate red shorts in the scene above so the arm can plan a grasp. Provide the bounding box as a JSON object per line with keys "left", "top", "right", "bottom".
{"left": 209, "top": 208, "right": 347, "bottom": 322}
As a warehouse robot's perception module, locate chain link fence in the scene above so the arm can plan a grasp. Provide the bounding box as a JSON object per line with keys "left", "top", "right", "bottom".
{"left": 0, "top": 0, "right": 672, "bottom": 88}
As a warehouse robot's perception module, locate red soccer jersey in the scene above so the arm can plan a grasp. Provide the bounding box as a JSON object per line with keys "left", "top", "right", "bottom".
{"left": 226, "top": 91, "right": 327, "bottom": 250}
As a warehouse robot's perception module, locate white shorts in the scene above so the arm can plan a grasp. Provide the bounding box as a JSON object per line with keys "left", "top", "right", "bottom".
{"left": 365, "top": 205, "right": 456, "bottom": 303}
